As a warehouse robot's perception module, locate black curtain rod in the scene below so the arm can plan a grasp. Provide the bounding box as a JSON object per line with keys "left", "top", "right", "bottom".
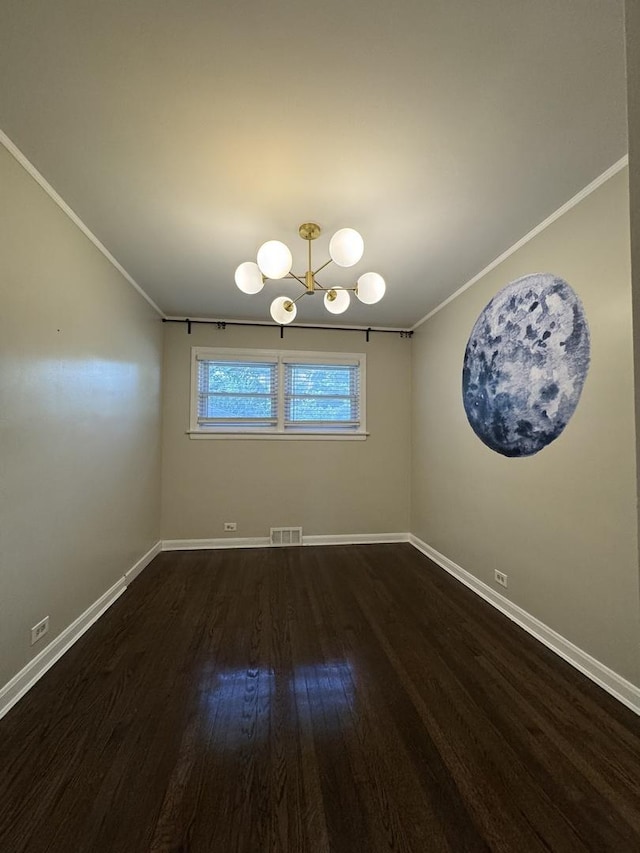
{"left": 162, "top": 318, "right": 413, "bottom": 341}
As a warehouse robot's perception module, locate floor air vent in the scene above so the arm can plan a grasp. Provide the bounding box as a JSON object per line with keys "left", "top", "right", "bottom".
{"left": 270, "top": 527, "right": 303, "bottom": 546}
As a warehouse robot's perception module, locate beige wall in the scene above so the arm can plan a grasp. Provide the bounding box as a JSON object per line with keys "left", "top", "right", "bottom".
{"left": 161, "top": 323, "right": 411, "bottom": 540}
{"left": 626, "top": 0, "right": 640, "bottom": 563}
{"left": 411, "top": 168, "right": 640, "bottom": 684}
{"left": 0, "top": 145, "right": 163, "bottom": 687}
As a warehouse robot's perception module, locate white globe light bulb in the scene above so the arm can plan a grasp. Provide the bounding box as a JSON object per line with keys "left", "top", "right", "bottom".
{"left": 324, "top": 287, "right": 351, "bottom": 315}
{"left": 257, "top": 240, "right": 293, "bottom": 279}
{"left": 234, "top": 261, "right": 264, "bottom": 294}
{"left": 329, "top": 228, "right": 364, "bottom": 268}
{"left": 356, "top": 272, "right": 386, "bottom": 304}
{"left": 270, "top": 296, "right": 297, "bottom": 324}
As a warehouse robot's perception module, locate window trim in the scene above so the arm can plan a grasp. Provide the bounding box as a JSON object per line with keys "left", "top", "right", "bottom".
{"left": 189, "top": 347, "right": 368, "bottom": 440}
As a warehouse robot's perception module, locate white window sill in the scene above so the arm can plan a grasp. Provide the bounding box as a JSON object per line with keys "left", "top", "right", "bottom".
{"left": 187, "top": 430, "right": 369, "bottom": 441}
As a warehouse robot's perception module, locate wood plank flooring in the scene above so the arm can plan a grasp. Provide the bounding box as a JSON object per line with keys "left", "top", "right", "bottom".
{"left": 2, "top": 544, "right": 640, "bottom": 852}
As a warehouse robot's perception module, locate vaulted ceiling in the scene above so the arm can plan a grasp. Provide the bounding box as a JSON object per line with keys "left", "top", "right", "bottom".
{"left": 0, "top": 0, "right": 628, "bottom": 327}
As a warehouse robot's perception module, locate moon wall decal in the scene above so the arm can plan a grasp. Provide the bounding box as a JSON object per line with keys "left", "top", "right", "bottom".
{"left": 462, "top": 273, "right": 590, "bottom": 457}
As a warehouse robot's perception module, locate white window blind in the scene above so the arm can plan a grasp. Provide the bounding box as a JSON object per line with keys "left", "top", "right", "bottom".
{"left": 196, "top": 359, "right": 278, "bottom": 429}
{"left": 284, "top": 362, "right": 360, "bottom": 431}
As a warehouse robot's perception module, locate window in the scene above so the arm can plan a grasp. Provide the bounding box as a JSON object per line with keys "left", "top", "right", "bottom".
{"left": 196, "top": 358, "right": 278, "bottom": 429}
{"left": 190, "top": 348, "right": 366, "bottom": 439}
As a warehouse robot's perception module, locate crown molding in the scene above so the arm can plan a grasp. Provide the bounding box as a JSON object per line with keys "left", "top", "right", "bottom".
{"left": 0, "top": 129, "right": 165, "bottom": 318}
{"left": 412, "top": 154, "right": 629, "bottom": 330}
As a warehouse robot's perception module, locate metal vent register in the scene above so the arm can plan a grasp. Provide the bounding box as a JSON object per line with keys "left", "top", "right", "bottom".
{"left": 270, "top": 527, "right": 303, "bottom": 546}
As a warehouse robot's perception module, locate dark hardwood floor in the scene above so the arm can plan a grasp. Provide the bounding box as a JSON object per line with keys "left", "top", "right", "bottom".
{"left": 2, "top": 544, "right": 640, "bottom": 852}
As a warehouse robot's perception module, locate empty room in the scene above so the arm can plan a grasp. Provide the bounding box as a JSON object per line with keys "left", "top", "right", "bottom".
{"left": 2, "top": 1, "right": 640, "bottom": 851}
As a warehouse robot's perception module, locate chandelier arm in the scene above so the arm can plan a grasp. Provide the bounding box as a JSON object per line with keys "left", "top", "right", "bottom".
{"left": 291, "top": 289, "right": 310, "bottom": 305}
{"left": 312, "top": 277, "right": 358, "bottom": 293}
{"left": 285, "top": 272, "right": 308, "bottom": 289}
{"left": 313, "top": 258, "right": 333, "bottom": 275}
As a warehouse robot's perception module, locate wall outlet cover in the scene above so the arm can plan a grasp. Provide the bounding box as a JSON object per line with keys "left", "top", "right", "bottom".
{"left": 30, "top": 616, "right": 49, "bottom": 645}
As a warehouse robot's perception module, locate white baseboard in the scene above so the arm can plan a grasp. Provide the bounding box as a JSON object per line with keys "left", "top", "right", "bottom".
{"left": 0, "top": 540, "right": 161, "bottom": 721}
{"left": 162, "top": 532, "right": 409, "bottom": 551}
{"left": 409, "top": 535, "right": 640, "bottom": 717}
{"left": 124, "top": 541, "right": 162, "bottom": 583}
{"left": 303, "top": 532, "right": 410, "bottom": 546}
{"left": 162, "top": 537, "right": 270, "bottom": 550}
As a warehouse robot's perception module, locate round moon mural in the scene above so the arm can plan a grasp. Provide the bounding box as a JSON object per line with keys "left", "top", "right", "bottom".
{"left": 462, "top": 273, "right": 590, "bottom": 457}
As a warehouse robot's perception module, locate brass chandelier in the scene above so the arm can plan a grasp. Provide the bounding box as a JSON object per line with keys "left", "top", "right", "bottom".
{"left": 234, "top": 222, "right": 386, "bottom": 324}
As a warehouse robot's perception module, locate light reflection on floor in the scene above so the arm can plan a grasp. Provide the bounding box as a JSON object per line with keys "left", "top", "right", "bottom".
{"left": 198, "top": 660, "right": 357, "bottom": 748}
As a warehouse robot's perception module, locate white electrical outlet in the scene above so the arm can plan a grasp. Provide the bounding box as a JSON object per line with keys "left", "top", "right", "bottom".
{"left": 224, "top": 522, "right": 237, "bottom": 532}
{"left": 31, "top": 616, "right": 49, "bottom": 645}
{"left": 494, "top": 570, "right": 508, "bottom": 588}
